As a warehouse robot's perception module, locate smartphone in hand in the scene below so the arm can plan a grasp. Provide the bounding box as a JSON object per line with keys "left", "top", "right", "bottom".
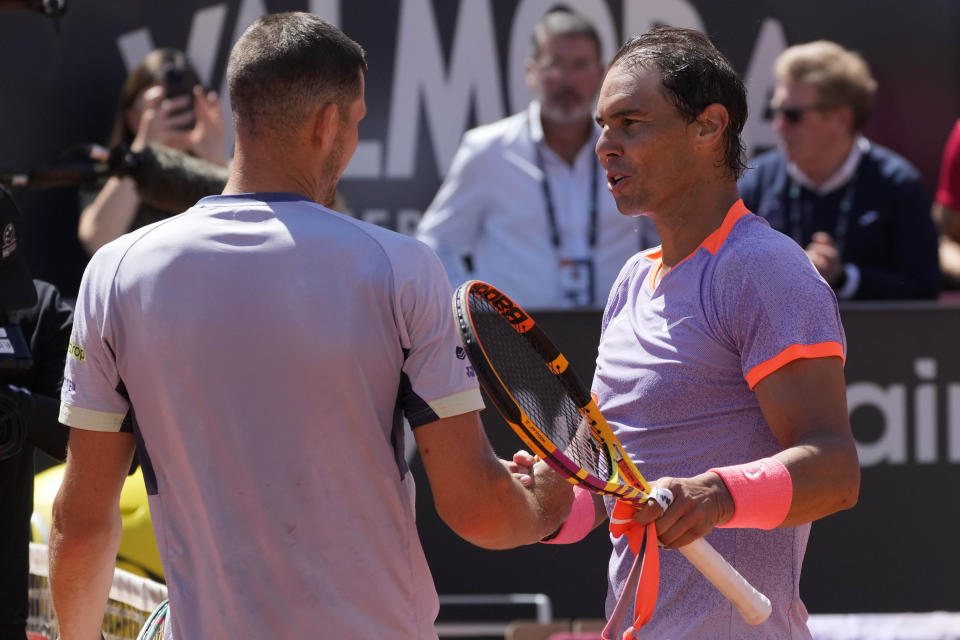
{"left": 162, "top": 63, "right": 196, "bottom": 130}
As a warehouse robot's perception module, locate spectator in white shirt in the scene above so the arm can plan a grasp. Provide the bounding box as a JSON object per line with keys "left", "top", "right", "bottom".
{"left": 416, "top": 8, "right": 657, "bottom": 310}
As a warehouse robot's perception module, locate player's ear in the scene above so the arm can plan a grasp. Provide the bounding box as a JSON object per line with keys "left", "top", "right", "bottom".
{"left": 310, "top": 102, "right": 340, "bottom": 153}
{"left": 694, "top": 103, "right": 729, "bottom": 150}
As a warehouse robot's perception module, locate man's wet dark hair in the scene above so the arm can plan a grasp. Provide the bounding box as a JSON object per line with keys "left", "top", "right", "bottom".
{"left": 611, "top": 27, "right": 748, "bottom": 179}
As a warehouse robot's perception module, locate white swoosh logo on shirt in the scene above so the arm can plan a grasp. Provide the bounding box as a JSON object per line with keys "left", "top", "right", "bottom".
{"left": 663, "top": 315, "right": 694, "bottom": 332}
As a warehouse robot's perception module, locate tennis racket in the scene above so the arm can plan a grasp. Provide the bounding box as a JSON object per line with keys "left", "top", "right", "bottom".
{"left": 452, "top": 280, "right": 772, "bottom": 626}
{"left": 135, "top": 599, "right": 168, "bottom": 640}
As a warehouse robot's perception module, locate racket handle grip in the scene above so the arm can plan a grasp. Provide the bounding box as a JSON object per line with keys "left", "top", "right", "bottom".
{"left": 678, "top": 538, "right": 772, "bottom": 625}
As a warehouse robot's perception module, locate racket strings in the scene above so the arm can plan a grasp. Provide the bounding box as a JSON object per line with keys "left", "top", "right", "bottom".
{"left": 467, "top": 296, "right": 609, "bottom": 480}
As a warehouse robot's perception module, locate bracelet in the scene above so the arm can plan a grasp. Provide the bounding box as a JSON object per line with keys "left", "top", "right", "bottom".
{"left": 540, "top": 485, "right": 595, "bottom": 544}
{"left": 709, "top": 457, "right": 792, "bottom": 529}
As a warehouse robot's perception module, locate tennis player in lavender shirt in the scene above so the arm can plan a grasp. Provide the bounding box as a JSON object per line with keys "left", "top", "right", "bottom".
{"left": 518, "top": 27, "right": 860, "bottom": 639}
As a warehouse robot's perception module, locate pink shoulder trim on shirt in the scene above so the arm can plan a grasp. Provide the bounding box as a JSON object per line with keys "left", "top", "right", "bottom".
{"left": 745, "top": 341, "right": 845, "bottom": 389}
{"left": 701, "top": 199, "right": 751, "bottom": 255}
{"left": 645, "top": 201, "right": 752, "bottom": 291}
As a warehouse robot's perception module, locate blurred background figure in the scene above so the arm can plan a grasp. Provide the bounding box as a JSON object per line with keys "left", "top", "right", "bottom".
{"left": 416, "top": 8, "right": 658, "bottom": 310}
{"left": 739, "top": 40, "right": 939, "bottom": 300}
{"left": 77, "top": 48, "right": 230, "bottom": 255}
{"left": 0, "top": 186, "right": 72, "bottom": 640}
{"left": 933, "top": 118, "right": 960, "bottom": 290}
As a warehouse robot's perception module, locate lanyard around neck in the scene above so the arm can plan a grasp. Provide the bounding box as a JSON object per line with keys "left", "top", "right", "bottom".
{"left": 530, "top": 114, "right": 599, "bottom": 251}
{"left": 787, "top": 169, "right": 858, "bottom": 252}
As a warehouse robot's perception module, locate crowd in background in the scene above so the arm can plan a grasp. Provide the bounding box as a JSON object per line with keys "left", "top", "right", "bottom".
{"left": 17, "top": 35, "right": 959, "bottom": 309}
{"left": 0, "top": 7, "right": 958, "bottom": 639}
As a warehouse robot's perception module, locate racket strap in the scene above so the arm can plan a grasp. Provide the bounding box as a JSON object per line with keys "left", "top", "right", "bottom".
{"left": 603, "top": 500, "right": 660, "bottom": 640}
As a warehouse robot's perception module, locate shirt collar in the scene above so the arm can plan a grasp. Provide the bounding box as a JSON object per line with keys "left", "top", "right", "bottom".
{"left": 787, "top": 135, "right": 870, "bottom": 195}
{"left": 528, "top": 100, "right": 546, "bottom": 143}
{"left": 196, "top": 192, "right": 315, "bottom": 206}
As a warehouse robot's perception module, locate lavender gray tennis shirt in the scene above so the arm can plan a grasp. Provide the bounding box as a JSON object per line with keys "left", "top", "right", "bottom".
{"left": 60, "top": 194, "right": 482, "bottom": 639}
{"left": 592, "top": 200, "right": 845, "bottom": 639}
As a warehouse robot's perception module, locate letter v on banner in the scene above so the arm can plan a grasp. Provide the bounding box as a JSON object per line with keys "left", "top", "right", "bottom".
{"left": 116, "top": 4, "right": 228, "bottom": 86}
{"left": 116, "top": 0, "right": 341, "bottom": 156}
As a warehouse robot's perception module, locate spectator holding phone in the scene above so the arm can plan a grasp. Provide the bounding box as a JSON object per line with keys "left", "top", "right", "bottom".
{"left": 77, "top": 48, "right": 230, "bottom": 255}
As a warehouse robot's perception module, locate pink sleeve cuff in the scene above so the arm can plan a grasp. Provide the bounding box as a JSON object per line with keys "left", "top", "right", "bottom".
{"left": 541, "top": 485, "right": 595, "bottom": 544}
{"left": 710, "top": 457, "right": 793, "bottom": 530}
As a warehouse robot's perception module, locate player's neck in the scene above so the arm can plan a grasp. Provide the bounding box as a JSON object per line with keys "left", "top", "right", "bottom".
{"left": 540, "top": 115, "right": 594, "bottom": 166}
{"left": 652, "top": 182, "right": 741, "bottom": 269}
{"left": 796, "top": 134, "right": 856, "bottom": 188}
{"left": 224, "top": 144, "right": 326, "bottom": 203}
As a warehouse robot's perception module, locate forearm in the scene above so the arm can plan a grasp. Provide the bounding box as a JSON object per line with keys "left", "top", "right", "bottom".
{"left": 78, "top": 177, "right": 140, "bottom": 254}
{"left": 132, "top": 144, "right": 229, "bottom": 213}
{"left": 50, "top": 507, "right": 122, "bottom": 639}
{"left": 439, "top": 455, "right": 573, "bottom": 549}
{"left": 772, "top": 432, "right": 860, "bottom": 527}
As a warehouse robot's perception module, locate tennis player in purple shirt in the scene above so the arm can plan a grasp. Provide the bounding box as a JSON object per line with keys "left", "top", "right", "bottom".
{"left": 548, "top": 27, "right": 860, "bottom": 639}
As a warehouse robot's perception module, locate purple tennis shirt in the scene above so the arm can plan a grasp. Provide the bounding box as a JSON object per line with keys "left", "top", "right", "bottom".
{"left": 592, "top": 200, "right": 845, "bottom": 639}
{"left": 60, "top": 194, "right": 483, "bottom": 639}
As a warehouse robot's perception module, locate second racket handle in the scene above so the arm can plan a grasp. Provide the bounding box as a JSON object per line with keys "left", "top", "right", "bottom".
{"left": 678, "top": 538, "right": 772, "bottom": 625}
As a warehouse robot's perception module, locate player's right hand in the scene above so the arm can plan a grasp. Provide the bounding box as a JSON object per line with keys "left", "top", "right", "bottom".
{"left": 632, "top": 472, "right": 734, "bottom": 550}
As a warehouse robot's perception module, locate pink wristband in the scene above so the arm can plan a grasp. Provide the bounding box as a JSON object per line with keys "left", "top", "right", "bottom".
{"left": 709, "top": 457, "right": 793, "bottom": 529}
{"left": 541, "top": 485, "right": 595, "bottom": 544}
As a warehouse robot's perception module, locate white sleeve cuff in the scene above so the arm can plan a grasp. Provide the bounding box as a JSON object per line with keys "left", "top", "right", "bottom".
{"left": 58, "top": 403, "right": 127, "bottom": 432}
{"left": 427, "top": 388, "right": 485, "bottom": 419}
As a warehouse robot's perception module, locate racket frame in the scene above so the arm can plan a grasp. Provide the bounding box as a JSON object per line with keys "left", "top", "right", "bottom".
{"left": 454, "top": 280, "right": 650, "bottom": 502}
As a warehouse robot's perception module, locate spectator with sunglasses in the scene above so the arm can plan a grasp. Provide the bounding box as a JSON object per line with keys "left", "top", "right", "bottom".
{"left": 739, "top": 40, "right": 939, "bottom": 300}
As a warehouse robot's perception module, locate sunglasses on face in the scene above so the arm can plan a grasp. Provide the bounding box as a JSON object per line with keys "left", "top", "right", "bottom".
{"left": 768, "top": 103, "right": 826, "bottom": 124}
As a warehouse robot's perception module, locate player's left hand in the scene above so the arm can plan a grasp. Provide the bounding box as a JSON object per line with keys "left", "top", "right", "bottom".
{"left": 631, "top": 472, "right": 734, "bottom": 550}
{"left": 805, "top": 232, "right": 844, "bottom": 287}
{"left": 501, "top": 450, "right": 537, "bottom": 487}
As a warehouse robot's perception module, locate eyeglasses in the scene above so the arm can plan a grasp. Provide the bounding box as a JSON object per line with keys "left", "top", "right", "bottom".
{"left": 768, "top": 103, "right": 826, "bottom": 124}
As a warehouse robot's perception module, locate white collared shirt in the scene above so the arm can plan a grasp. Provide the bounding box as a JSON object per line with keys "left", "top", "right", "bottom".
{"left": 786, "top": 135, "right": 870, "bottom": 195}
{"left": 416, "top": 101, "right": 659, "bottom": 310}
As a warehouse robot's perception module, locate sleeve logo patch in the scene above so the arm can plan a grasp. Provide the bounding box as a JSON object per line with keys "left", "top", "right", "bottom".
{"left": 455, "top": 346, "right": 466, "bottom": 360}
{"left": 67, "top": 342, "right": 85, "bottom": 362}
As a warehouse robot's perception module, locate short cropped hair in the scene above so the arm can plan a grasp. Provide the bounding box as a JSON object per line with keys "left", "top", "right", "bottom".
{"left": 610, "top": 27, "right": 748, "bottom": 179}
{"left": 774, "top": 41, "right": 877, "bottom": 132}
{"left": 530, "top": 8, "right": 601, "bottom": 61}
{"left": 226, "top": 12, "right": 367, "bottom": 137}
